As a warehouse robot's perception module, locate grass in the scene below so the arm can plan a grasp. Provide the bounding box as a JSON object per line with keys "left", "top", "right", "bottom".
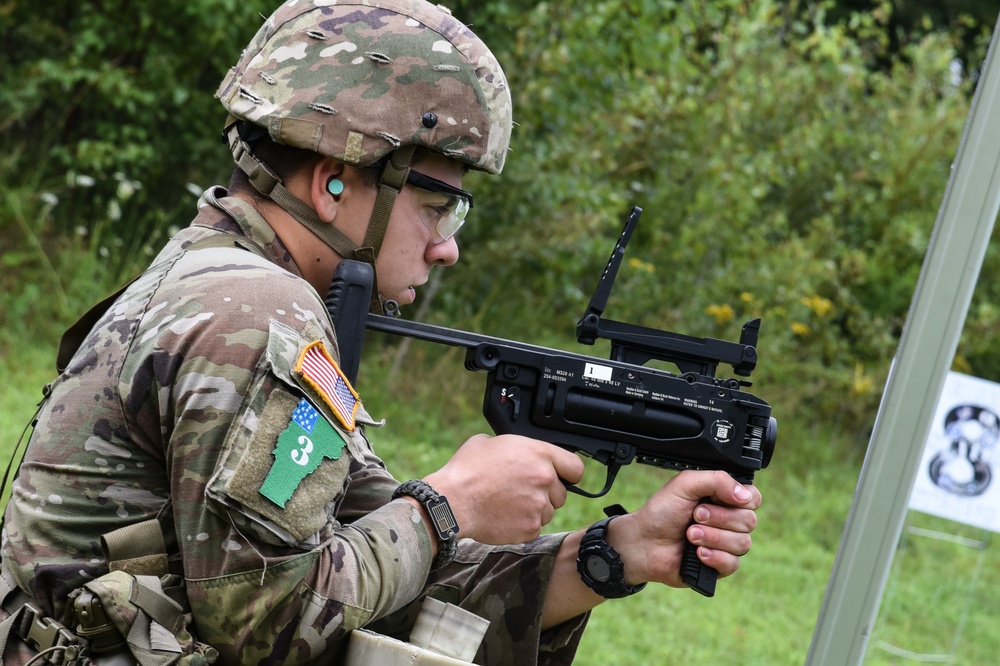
{"left": 0, "top": 346, "right": 56, "bottom": 510}
{"left": 865, "top": 514, "right": 1000, "bottom": 665}
{"left": 3, "top": 274, "right": 1000, "bottom": 665}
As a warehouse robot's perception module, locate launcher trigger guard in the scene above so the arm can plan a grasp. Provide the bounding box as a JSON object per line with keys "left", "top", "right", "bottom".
{"left": 563, "top": 454, "right": 628, "bottom": 499}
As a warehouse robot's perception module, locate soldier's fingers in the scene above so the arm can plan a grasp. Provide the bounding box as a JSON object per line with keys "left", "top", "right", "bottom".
{"left": 549, "top": 447, "right": 585, "bottom": 486}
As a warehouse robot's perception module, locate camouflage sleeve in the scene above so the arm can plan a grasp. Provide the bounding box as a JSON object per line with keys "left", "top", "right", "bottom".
{"left": 322, "top": 412, "right": 591, "bottom": 664}
{"left": 332, "top": 425, "right": 402, "bottom": 524}
{"left": 367, "top": 535, "right": 591, "bottom": 665}
{"left": 141, "top": 250, "right": 436, "bottom": 662}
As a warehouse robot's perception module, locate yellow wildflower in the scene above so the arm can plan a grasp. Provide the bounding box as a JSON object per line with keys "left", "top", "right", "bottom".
{"left": 627, "top": 257, "right": 655, "bottom": 274}
{"left": 705, "top": 304, "right": 735, "bottom": 326}
{"left": 801, "top": 295, "right": 834, "bottom": 317}
{"left": 791, "top": 322, "right": 811, "bottom": 336}
{"left": 852, "top": 363, "right": 876, "bottom": 395}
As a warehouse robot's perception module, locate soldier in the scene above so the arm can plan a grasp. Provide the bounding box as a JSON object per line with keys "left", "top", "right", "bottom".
{"left": 0, "top": 1, "right": 761, "bottom": 664}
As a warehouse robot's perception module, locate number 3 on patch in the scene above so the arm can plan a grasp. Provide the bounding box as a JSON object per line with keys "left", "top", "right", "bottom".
{"left": 259, "top": 398, "right": 347, "bottom": 507}
{"left": 291, "top": 436, "right": 313, "bottom": 465}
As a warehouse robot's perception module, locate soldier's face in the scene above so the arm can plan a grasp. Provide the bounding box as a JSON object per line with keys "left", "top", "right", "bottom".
{"left": 374, "top": 153, "right": 463, "bottom": 306}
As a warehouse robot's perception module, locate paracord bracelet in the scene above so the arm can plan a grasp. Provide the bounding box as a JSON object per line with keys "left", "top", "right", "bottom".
{"left": 392, "top": 479, "right": 459, "bottom": 570}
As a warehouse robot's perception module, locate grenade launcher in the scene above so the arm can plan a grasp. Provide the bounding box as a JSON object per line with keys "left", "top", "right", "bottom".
{"left": 325, "top": 206, "right": 777, "bottom": 597}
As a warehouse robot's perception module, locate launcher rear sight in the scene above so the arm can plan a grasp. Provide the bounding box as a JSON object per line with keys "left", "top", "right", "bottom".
{"left": 576, "top": 206, "right": 761, "bottom": 380}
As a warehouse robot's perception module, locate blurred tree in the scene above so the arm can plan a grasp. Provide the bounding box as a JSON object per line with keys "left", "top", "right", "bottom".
{"left": 829, "top": 0, "right": 996, "bottom": 74}
{"left": 0, "top": 0, "right": 273, "bottom": 273}
{"left": 432, "top": 0, "right": 985, "bottom": 434}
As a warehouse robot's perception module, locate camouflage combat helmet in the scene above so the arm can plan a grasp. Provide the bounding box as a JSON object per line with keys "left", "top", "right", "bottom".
{"left": 216, "top": 0, "right": 513, "bottom": 307}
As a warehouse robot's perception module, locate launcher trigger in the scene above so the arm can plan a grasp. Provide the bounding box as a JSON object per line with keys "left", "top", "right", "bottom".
{"left": 564, "top": 460, "right": 622, "bottom": 499}
{"left": 500, "top": 386, "right": 521, "bottom": 420}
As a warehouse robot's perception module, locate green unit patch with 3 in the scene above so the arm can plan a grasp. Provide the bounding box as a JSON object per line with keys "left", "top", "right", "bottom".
{"left": 260, "top": 398, "right": 347, "bottom": 507}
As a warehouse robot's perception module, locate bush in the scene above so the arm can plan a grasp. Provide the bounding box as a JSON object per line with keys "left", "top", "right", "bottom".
{"left": 434, "top": 0, "right": 982, "bottom": 440}
{"left": 0, "top": 0, "right": 274, "bottom": 264}
{"left": 0, "top": 0, "right": 277, "bottom": 343}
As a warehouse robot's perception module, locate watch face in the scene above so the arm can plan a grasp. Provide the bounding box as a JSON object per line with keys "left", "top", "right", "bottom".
{"left": 584, "top": 554, "right": 612, "bottom": 583}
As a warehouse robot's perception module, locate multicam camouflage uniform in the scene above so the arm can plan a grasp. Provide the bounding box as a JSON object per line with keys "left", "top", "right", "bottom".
{"left": 0, "top": 189, "right": 587, "bottom": 665}
{"left": 2, "top": 2, "right": 590, "bottom": 663}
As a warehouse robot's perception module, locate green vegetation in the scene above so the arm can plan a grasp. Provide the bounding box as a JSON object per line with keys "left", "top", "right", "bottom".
{"left": 2, "top": 0, "right": 999, "bottom": 663}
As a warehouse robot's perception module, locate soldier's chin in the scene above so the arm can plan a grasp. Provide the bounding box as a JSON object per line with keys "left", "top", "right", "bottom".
{"left": 392, "top": 287, "right": 416, "bottom": 306}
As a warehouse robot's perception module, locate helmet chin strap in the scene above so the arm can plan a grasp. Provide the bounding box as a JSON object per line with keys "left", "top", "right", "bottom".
{"left": 357, "top": 144, "right": 416, "bottom": 313}
{"left": 225, "top": 123, "right": 415, "bottom": 313}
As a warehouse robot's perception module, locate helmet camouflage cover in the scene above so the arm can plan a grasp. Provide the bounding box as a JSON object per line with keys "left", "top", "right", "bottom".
{"left": 217, "top": 0, "right": 513, "bottom": 174}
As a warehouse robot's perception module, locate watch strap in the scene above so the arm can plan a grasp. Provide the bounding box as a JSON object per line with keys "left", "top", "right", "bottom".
{"left": 577, "top": 516, "right": 646, "bottom": 599}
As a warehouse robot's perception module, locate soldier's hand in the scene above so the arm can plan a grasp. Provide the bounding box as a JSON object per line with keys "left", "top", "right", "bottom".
{"left": 608, "top": 470, "right": 762, "bottom": 588}
{"left": 423, "top": 433, "right": 585, "bottom": 545}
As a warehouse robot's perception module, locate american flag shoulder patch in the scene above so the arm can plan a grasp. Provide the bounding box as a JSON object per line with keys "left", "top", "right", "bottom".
{"left": 295, "top": 340, "right": 361, "bottom": 431}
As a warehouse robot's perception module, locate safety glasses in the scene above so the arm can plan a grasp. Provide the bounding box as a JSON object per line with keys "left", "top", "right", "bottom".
{"left": 406, "top": 169, "right": 474, "bottom": 243}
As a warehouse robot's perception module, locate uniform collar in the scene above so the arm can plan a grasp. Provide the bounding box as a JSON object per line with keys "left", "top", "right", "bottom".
{"left": 196, "top": 186, "right": 303, "bottom": 278}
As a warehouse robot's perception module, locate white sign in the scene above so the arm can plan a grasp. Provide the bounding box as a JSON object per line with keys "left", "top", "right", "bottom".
{"left": 909, "top": 371, "right": 1000, "bottom": 532}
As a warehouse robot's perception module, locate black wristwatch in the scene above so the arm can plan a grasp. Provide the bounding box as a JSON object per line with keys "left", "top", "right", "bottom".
{"left": 392, "top": 480, "right": 460, "bottom": 569}
{"left": 577, "top": 516, "right": 646, "bottom": 599}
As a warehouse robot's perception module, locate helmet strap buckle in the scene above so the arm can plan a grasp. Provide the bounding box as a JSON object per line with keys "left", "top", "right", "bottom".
{"left": 380, "top": 145, "right": 415, "bottom": 190}
{"left": 247, "top": 162, "right": 279, "bottom": 196}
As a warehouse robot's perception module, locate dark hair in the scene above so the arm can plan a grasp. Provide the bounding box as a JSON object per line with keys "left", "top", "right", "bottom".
{"left": 227, "top": 121, "right": 382, "bottom": 199}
